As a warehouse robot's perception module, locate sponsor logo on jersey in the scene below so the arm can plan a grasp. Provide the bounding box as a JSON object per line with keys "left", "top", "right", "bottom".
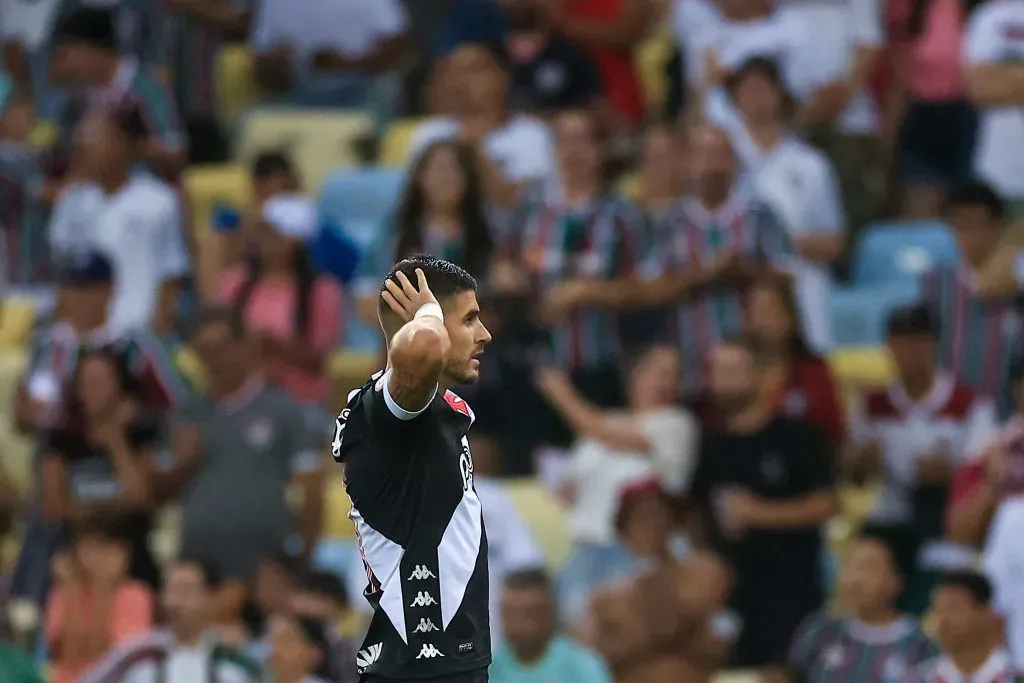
{"left": 331, "top": 408, "right": 350, "bottom": 459}
{"left": 460, "top": 436, "right": 474, "bottom": 492}
{"left": 410, "top": 591, "right": 437, "bottom": 607}
{"left": 416, "top": 643, "right": 445, "bottom": 659}
{"left": 356, "top": 643, "right": 383, "bottom": 670}
{"left": 407, "top": 565, "right": 436, "bottom": 581}
{"left": 413, "top": 618, "right": 439, "bottom": 633}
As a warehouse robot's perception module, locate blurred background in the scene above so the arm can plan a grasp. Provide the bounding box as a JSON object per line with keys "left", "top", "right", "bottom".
{"left": 2, "top": 0, "right": 1024, "bottom": 680}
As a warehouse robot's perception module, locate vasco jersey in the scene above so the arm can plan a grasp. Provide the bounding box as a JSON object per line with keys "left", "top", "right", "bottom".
{"left": 333, "top": 369, "right": 490, "bottom": 680}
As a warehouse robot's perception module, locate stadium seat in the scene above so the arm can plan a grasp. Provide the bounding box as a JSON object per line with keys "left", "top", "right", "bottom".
{"left": 215, "top": 44, "right": 259, "bottom": 123}
{"left": 852, "top": 220, "right": 959, "bottom": 286}
{"left": 0, "top": 297, "right": 37, "bottom": 349}
{"left": 235, "top": 109, "right": 374, "bottom": 192}
{"left": 29, "top": 121, "right": 57, "bottom": 149}
{"left": 617, "top": 173, "right": 641, "bottom": 201}
{"left": 319, "top": 167, "right": 405, "bottom": 229}
{"left": 0, "top": 348, "right": 32, "bottom": 494}
{"left": 182, "top": 164, "right": 252, "bottom": 238}
{"left": 830, "top": 282, "right": 921, "bottom": 347}
{"left": 714, "top": 671, "right": 760, "bottom": 683}
{"left": 380, "top": 118, "right": 423, "bottom": 168}
{"left": 504, "top": 480, "right": 571, "bottom": 570}
{"left": 828, "top": 347, "right": 893, "bottom": 388}
{"left": 636, "top": 29, "right": 676, "bottom": 110}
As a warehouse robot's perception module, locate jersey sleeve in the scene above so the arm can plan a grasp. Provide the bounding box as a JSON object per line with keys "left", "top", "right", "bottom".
{"left": 332, "top": 371, "right": 437, "bottom": 462}
{"left": 374, "top": 368, "right": 438, "bottom": 423}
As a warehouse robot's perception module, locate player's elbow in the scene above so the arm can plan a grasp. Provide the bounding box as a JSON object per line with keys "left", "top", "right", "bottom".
{"left": 391, "top": 325, "right": 449, "bottom": 375}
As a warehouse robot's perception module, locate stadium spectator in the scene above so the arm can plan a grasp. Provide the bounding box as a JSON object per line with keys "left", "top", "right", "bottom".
{"left": 504, "top": 2, "right": 602, "bottom": 116}
{"left": 78, "top": 558, "right": 263, "bottom": 683}
{"left": 49, "top": 7, "right": 185, "bottom": 180}
{"left": 689, "top": 333, "right": 838, "bottom": 669}
{"left": 490, "top": 569, "right": 611, "bottom": 683}
{"left": 289, "top": 571, "right": 359, "bottom": 683}
{"left": 55, "top": 0, "right": 168, "bottom": 69}
{"left": 740, "top": 273, "right": 846, "bottom": 448}
{"left": 0, "top": 633, "right": 41, "bottom": 683}
{"left": 550, "top": 0, "right": 652, "bottom": 126}
{"left": 635, "top": 121, "right": 685, "bottom": 215}
{"left": 916, "top": 572, "right": 1014, "bottom": 680}
{"left": 44, "top": 517, "right": 153, "bottom": 683}
{"left": 789, "top": 534, "right": 939, "bottom": 683}
{"left": 499, "top": 108, "right": 643, "bottom": 434}
{"left": 356, "top": 139, "right": 494, "bottom": 325}
{"left": 848, "top": 304, "right": 995, "bottom": 612}
{"left": 963, "top": 0, "right": 1024, "bottom": 218}
{"left": 266, "top": 614, "right": 333, "bottom": 683}
{"left": 40, "top": 346, "right": 165, "bottom": 588}
{"left": 163, "top": 0, "right": 251, "bottom": 164}
{"left": 218, "top": 194, "right": 343, "bottom": 408}
{"left": 890, "top": 0, "right": 977, "bottom": 219}
{"left": 411, "top": 42, "right": 557, "bottom": 197}
{"left": 250, "top": 0, "right": 408, "bottom": 108}
{"left": 921, "top": 182, "right": 1019, "bottom": 417}
{"left": 727, "top": 58, "right": 845, "bottom": 353}
{"left": 163, "top": 309, "right": 323, "bottom": 588}
{"left": 245, "top": 551, "right": 302, "bottom": 658}
{"left": 48, "top": 105, "right": 191, "bottom": 335}
{"left": 0, "top": 90, "right": 48, "bottom": 286}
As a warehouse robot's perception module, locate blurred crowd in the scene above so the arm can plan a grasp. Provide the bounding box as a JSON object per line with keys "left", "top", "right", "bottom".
{"left": 3, "top": 0, "right": 1024, "bottom": 681}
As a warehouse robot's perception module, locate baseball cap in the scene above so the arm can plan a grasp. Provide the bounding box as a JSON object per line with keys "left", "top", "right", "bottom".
{"left": 57, "top": 249, "right": 114, "bottom": 286}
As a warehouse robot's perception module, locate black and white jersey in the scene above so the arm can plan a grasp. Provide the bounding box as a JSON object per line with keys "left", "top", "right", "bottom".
{"left": 333, "top": 370, "right": 490, "bottom": 680}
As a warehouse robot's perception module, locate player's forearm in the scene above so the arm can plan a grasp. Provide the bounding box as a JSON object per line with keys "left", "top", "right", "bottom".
{"left": 388, "top": 317, "right": 450, "bottom": 410}
{"left": 966, "top": 64, "right": 1024, "bottom": 106}
{"left": 947, "top": 482, "right": 998, "bottom": 547}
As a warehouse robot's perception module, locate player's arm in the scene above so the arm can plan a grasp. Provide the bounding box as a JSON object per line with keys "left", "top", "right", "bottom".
{"left": 382, "top": 269, "right": 451, "bottom": 416}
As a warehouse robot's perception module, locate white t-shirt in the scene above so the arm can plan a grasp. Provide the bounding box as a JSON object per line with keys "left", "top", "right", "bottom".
{"left": 787, "top": 0, "right": 884, "bottom": 133}
{"left": 408, "top": 115, "right": 557, "bottom": 185}
{"left": 251, "top": 0, "right": 407, "bottom": 58}
{"left": 0, "top": 0, "right": 63, "bottom": 51}
{"left": 565, "top": 407, "right": 699, "bottom": 546}
{"left": 964, "top": 0, "right": 1024, "bottom": 199}
{"left": 48, "top": 175, "right": 190, "bottom": 331}
{"left": 745, "top": 134, "right": 844, "bottom": 352}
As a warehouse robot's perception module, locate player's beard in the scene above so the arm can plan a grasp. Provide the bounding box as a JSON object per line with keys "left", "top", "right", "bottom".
{"left": 444, "top": 356, "right": 480, "bottom": 385}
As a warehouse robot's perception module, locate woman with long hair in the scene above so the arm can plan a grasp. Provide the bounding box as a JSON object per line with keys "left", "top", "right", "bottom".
{"left": 40, "top": 347, "right": 163, "bottom": 589}
{"left": 744, "top": 272, "right": 846, "bottom": 449}
{"left": 217, "top": 197, "right": 343, "bottom": 407}
{"left": 355, "top": 139, "right": 495, "bottom": 324}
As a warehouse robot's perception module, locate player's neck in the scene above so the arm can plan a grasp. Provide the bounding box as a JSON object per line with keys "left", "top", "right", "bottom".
{"left": 748, "top": 121, "right": 784, "bottom": 151}
{"left": 947, "top": 642, "right": 999, "bottom": 676}
{"left": 852, "top": 607, "right": 899, "bottom": 627}
{"left": 899, "top": 371, "right": 935, "bottom": 402}
{"left": 511, "top": 638, "right": 551, "bottom": 666}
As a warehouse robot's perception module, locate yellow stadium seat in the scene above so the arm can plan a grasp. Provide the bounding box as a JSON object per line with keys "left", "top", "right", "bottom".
{"left": 215, "top": 44, "right": 260, "bottom": 123}
{"left": 504, "top": 480, "right": 571, "bottom": 570}
{"left": 0, "top": 297, "right": 36, "bottom": 348}
{"left": 617, "top": 173, "right": 640, "bottom": 202}
{"left": 324, "top": 483, "right": 357, "bottom": 541}
{"left": 828, "top": 347, "right": 893, "bottom": 388}
{"left": 330, "top": 351, "right": 380, "bottom": 405}
{"left": 29, "top": 121, "right": 57, "bottom": 149}
{"left": 714, "top": 671, "right": 760, "bottom": 683}
{"left": 380, "top": 119, "right": 422, "bottom": 168}
{"left": 182, "top": 164, "right": 252, "bottom": 239}
{"left": 0, "top": 348, "right": 32, "bottom": 495}
{"left": 636, "top": 29, "right": 676, "bottom": 111}
{"left": 235, "top": 110, "right": 374, "bottom": 192}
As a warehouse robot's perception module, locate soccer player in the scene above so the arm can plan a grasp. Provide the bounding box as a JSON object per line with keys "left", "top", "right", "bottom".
{"left": 333, "top": 256, "right": 493, "bottom": 683}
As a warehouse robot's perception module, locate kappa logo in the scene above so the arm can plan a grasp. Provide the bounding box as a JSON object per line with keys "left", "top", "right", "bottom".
{"left": 413, "top": 618, "right": 439, "bottom": 633}
{"left": 416, "top": 643, "right": 445, "bottom": 659}
{"left": 356, "top": 643, "right": 383, "bottom": 670}
{"left": 410, "top": 591, "right": 437, "bottom": 608}
{"left": 407, "top": 565, "right": 436, "bottom": 581}
{"left": 331, "top": 409, "right": 349, "bottom": 459}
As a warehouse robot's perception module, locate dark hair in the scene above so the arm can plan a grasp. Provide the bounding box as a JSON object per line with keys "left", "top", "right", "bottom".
{"left": 394, "top": 140, "right": 493, "bottom": 277}
{"left": 886, "top": 303, "right": 939, "bottom": 339}
{"left": 260, "top": 550, "right": 303, "bottom": 579}
{"left": 377, "top": 255, "right": 479, "bottom": 323}
{"left": 946, "top": 180, "right": 1005, "bottom": 221}
{"left": 748, "top": 271, "right": 814, "bottom": 358}
{"left": 504, "top": 568, "right": 552, "bottom": 591}
{"left": 298, "top": 570, "right": 348, "bottom": 607}
{"left": 934, "top": 571, "right": 993, "bottom": 606}
{"left": 251, "top": 151, "right": 296, "bottom": 184}
{"left": 70, "top": 515, "right": 133, "bottom": 545}
{"left": 233, "top": 241, "right": 316, "bottom": 339}
{"left": 725, "top": 56, "right": 796, "bottom": 120}
{"left": 193, "top": 305, "right": 247, "bottom": 340}
{"left": 175, "top": 557, "right": 223, "bottom": 590}
{"left": 856, "top": 531, "right": 904, "bottom": 578}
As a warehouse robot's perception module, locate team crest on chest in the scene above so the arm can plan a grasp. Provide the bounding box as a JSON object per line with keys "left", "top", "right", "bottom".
{"left": 823, "top": 645, "right": 845, "bottom": 669}
{"left": 245, "top": 418, "right": 274, "bottom": 447}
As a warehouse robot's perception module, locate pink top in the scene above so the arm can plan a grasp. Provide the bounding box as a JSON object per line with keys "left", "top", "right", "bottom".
{"left": 906, "top": 0, "right": 967, "bottom": 100}
{"left": 46, "top": 581, "right": 153, "bottom": 683}
{"left": 218, "top": 268, "right": 343, "bottom": 404}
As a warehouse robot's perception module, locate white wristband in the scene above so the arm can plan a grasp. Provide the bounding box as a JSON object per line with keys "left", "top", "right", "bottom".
{"left": 414, "top": 302, "right": 444, "bottom": 322}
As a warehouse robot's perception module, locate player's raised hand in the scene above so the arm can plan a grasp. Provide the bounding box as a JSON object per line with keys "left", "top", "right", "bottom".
{"left": 382, "top": 268, "right": 441, "bottom": 322}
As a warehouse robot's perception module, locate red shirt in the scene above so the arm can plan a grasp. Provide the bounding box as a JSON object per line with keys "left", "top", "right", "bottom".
{"left": 563, "top": 0, "right": 645, "bottom": 123}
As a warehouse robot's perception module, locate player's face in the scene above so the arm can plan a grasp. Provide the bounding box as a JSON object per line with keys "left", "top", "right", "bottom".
{"left": 442, "top": 290, "right": 492, "bottom": 384}
{"left": 163, "top": 564, "right": 211, "bottom": 632}
{"left": 500, "top": 586, "right": 555, "bottom": 649}
{"left": 267, "top": 615, "right": 316, "bottom": 678}
{"left": 77, "top": 354, "right": 122, "bottom": 418}
{"left": 747, "top": 284, "right": 794, "bottom": 346}
{"left": 708, "top": 344, "right": 759, "bottom": 413}
{"left": 733, "top": 71, "right": 783, "bottom": 123}
{"left": 932, "top": 586, "right": 988, "bottom": 650}
{"left": 949, "top": 204, "right": 1000, "bottom": 268}
{"left": 838, "top": 540, "right": 898, "bottom": 614}
{"left": 887, "top": 333, "right": 935, "bottom": 383}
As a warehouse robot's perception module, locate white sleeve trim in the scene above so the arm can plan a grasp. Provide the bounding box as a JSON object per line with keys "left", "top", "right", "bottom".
{"left": 382, "top": 368, "right": 437, "bottom": 420}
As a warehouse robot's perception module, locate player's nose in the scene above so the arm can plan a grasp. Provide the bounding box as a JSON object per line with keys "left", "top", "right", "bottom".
{"left": 478, "top": 323, "right": 493, "bottom": 345}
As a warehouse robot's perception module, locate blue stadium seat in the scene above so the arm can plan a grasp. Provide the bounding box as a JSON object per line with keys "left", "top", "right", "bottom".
{"left": 851, "top": 220, "right": 959, "bottom": 286}
{"left": 319, "top": 167, "right": 406, "bottom": 228}
{"left": 831, "top": 281, "right": 922, "bottom": 347}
